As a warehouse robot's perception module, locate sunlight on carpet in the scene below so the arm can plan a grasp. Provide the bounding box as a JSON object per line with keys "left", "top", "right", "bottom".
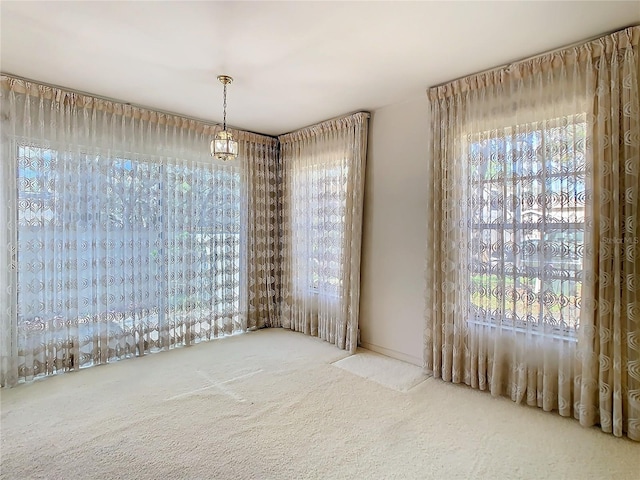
{"left": 332, "top": 348, "right": 427, "bottom": 392}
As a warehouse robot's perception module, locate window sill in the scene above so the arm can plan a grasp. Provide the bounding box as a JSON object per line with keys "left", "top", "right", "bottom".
{"left": 467, "top": 318, "right": 578, "bottom": 342}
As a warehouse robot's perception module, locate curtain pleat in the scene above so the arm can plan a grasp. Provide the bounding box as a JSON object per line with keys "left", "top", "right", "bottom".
{"left": 426, "top": 26, "right": 640, "bottom": 440}
{"left": 278, "top": 113, "right": 369, "bottom": 352}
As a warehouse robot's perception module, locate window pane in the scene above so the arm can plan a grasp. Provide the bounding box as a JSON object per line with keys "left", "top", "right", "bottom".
{"left": 468, "top": 116, "right": 586, "bottom": 334}
{"left": 292, "top": 163, "right": 347, "bottom": 297}
{"left": 16, "top": 145, "right": 241, "bottom": 376}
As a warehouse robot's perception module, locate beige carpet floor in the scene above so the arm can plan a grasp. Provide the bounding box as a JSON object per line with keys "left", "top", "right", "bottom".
{"left": 1, "top": 329, "right": 638, "bottom": 480}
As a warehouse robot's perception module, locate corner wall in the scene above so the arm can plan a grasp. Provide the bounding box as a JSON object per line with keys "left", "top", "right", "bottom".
{"left": 359, "top": 95, "right": 430, "bottom": 366}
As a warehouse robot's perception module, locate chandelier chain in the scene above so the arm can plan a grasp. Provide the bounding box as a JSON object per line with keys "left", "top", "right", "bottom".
{"left": 223, "top": 83, "right": 228, "bottom": 131}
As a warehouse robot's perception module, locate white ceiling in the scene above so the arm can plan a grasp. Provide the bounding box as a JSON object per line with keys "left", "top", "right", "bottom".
{"left": 1, "top": 1, "right": 639, "bottom": 136}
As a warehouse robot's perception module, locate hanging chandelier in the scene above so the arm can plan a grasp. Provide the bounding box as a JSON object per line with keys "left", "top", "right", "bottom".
{"left": 210, "top": 75, "right": 238, "bottom": 161}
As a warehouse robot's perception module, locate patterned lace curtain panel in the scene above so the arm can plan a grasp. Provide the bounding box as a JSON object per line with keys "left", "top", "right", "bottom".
{"left": 278, "top": 113, "right": 369, "bottom": 352}
{"left": 0, "top": 76, "right": 280, "bottom": 386}
{"left": 425, "top": 26, "right": 640, "bottom": 440}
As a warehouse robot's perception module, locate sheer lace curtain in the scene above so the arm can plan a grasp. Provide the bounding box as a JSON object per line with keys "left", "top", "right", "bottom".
{"left": 0, "top": 76, "right": 279, "bottom": 386}
{"left": 244, "top": 138, "right": 281, "bottom": 328}
{"left": 425, "top": 26, "right": 639, "bottom": 440}
{"left": 278, "top": 113, "right": 369, "bottom": 352}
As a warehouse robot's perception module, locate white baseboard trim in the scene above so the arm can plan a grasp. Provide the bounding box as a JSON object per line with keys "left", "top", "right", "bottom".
{"left": 358, "top": 341, "right": 423, "bottom": 368}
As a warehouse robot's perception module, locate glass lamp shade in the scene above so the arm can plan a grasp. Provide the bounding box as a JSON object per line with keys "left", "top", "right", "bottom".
{"left": 210, "top": 130, "right": 238, "bottom": 161}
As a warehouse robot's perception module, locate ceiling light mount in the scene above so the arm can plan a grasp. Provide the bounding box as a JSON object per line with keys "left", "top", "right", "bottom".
{"left": 210, "top": 74, "right": 238, "bottom": 161}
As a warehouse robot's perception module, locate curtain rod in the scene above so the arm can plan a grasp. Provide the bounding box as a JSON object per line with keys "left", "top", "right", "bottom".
{"left": 0, "top": 71, "right": 278, "bottom": 139}
{"left": 428, "top": 23, "right": 640, "bottom": 90}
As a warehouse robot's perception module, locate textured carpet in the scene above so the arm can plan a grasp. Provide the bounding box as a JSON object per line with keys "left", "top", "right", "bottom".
{"left": 332, "top": 348, "right": 427, "bottom": 392}
{"left": 1, "top": 329, "right": 638, "bottom": 480}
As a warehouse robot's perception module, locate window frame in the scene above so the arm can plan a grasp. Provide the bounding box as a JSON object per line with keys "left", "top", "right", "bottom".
{"left": 14, "top": 139, "right": 244, "bottom": 367}
{"left": 290, "top": 160, "right": 348, "bottom": 299}
{"left": 463, "top": 115, "right": 587, "bottom": 339}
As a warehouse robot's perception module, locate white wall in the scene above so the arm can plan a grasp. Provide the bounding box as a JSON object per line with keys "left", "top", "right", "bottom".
{"left": 359, "top": 95, "right": 430, "bottom": 366}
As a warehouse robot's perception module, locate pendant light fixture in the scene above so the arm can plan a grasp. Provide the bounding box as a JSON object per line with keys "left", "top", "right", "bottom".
{"left": 210, "top": 75, "right": 238, "bottom": 161}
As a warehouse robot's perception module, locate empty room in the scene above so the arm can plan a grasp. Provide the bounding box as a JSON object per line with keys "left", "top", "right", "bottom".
{"left": 1, "top": 1, "right": 639, "bottom": 479}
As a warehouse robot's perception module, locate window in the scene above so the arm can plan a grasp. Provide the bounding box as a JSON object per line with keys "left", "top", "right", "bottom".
{"left": 466, "top": 115, "right": 586, "bottom": 336}
{"left": 291, "top": 163, "right": 347, "bottom": 297}
{"left": 16, "top": 144, "right": 241, "bottom": 371}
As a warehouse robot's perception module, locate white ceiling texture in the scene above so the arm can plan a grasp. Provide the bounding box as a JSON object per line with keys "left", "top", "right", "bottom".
{"left": 1, "top": 1, "right": 639, "bottom": 136}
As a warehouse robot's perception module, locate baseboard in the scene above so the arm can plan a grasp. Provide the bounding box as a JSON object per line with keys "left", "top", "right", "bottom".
{"left": 358, "top": 341, "right": 423, "bottom": 368}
